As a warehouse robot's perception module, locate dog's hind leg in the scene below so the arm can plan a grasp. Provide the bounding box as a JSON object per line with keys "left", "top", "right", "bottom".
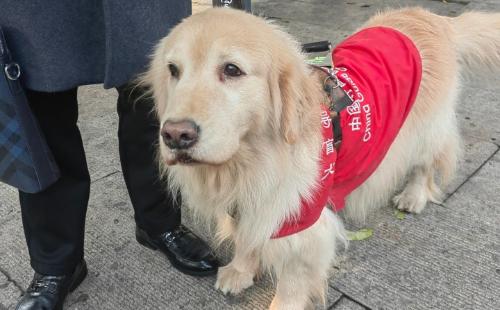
{"left": 393, "top": 106, "right": 460, "bottom": 214}
{"left": 215, "top": 236, "right": 261, "bottom": 295}
{"left": 392, "top": 163, "right": 441, "bottom": 213}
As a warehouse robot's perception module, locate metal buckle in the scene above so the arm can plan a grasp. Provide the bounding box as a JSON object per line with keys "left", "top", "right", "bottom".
{"left": 33, "top": 280, "right": 48, "bottom": 288}
{"left": 29, "top": 280, "right": 51, "bottom": 292}
{"left": 323, "top": 69, "right": 339, "bottom": 90}
{"left": 4, "top": 62, "right": 20, "bottom": 80}
{"left": 164, "top": 232, "right": 175, "bottom": 244}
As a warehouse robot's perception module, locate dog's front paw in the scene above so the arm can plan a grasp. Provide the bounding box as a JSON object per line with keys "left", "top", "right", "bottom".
{"left": 215, "top": 264, "right": 256, "bottom": 295}
{"left": 392, "top": 192, "right": 427, "bottom": 213}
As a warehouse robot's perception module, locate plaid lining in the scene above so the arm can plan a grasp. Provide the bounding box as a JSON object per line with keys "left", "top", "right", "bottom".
{"left": 0, "top": 98, "right": 38, "bottom": 188}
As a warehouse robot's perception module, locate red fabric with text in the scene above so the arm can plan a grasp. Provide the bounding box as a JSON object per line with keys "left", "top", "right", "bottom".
{"left": 272, "top": 27, "right": 422, "bottom": 238}
{"left": 272, "top": 105, "right": 337, "bottom": 238}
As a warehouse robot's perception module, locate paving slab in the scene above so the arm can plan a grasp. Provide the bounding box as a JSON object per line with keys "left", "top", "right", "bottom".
{"left": 330, "top": 150, "right": 500, "bottom": 310}
{"left": 458, "top": 88, "right": 500, "bottom": 146}
{"left": 193, "top": 0, "right": 213, "bottom": 15}
{"left": 0, "top": 183, "right": 18, "bottom": 225}
{"left": 444, "top": 136, "right": 498, "bottom": 196}
{"left": 0, "top": 272, "right": 22, "bottom": 310}
{"left": 0, "top": 213, "right": 33, "bottom": 292}
{"left": 252, "top": 0, "right": 471, "bottom": 44}
{"left": 77, "top": 87, "right": 122, "bottom": 181}
{"left": 1, "top": 0, "right": 500, "bottom": 309}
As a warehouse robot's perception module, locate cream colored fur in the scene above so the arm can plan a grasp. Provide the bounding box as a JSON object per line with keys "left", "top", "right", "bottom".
{"left": 140, "top": 7, "right": 500, "bottom": 310}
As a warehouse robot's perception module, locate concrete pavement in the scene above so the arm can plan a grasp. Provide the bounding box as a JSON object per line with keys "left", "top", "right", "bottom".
{"left": 1, "top": 0, "right": 499, "bottom": 309}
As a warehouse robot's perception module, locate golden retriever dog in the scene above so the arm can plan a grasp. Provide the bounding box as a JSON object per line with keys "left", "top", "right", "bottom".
{"left": 140, "top": 7, "right": 500, "bottom": 310}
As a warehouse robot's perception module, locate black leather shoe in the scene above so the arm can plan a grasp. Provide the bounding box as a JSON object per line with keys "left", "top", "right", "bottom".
{"left": 15, "top": 259, "right": 88, "bottom": 310}
{"left": 136, "top": 224, "right": 219, "bottom": 276}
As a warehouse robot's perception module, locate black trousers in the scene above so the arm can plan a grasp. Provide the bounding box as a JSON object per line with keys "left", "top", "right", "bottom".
{"left": 19, "top": 85, "right": 181, "bottom": 276}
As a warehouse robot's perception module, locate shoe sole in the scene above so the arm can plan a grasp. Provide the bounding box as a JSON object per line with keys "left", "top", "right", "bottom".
{"left": 69, "top": 261, "right": 88, "bottom": 293}
{"left": 135, "top": 234, "right": 218, "bottom": 277}
{"left": 53, "top": 261, "right": 88, "bottom": 310}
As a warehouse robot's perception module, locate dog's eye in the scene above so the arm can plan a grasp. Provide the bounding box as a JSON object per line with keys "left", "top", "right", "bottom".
{"left": 224, "top": 64, "right": 242, "bottom": 77}
{"left": 168, "top": 64, "right": 180, "bottom": 78}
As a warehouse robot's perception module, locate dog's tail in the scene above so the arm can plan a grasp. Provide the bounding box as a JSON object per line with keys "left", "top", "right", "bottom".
{"left": 448, "top": 12, "right": 500, "bottom": 74}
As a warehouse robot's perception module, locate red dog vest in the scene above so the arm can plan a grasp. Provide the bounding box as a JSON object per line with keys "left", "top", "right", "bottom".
{"left": 273, "top": 27, "right": 422, "bottom": 238}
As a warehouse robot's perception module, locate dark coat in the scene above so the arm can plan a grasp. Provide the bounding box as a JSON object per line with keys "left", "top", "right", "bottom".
{"left": 0, "top": 0, "right": 191, "bottom": 92}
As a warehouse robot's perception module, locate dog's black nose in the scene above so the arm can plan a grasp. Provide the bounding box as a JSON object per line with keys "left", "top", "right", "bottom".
{"left": 161, "top": 120, "right": 199, "bottom": 150}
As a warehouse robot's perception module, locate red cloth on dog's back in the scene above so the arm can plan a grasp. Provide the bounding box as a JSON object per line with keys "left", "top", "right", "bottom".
{"left": 329, "top": 27, "right": 422, "bottom": 211}
{"left": 272, "top": 27, "right": 422, "bottom": 238}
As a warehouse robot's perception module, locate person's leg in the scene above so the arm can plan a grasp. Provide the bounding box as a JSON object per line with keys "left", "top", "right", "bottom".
{"left": 16, "top": 88, "right": 89, "bottom": 310}
{"left": 20, "top": 88, "right": 90, "bottom": 275}
{"left": 116, "top": 83, "right": 218, "bottom": 276}
{"left": 116, "top": 84, "right": 181, "bottom": 235}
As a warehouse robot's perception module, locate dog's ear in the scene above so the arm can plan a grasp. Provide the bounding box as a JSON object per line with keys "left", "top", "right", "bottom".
{"left": 269, "top": 65, "right": 304, "bottom": 146}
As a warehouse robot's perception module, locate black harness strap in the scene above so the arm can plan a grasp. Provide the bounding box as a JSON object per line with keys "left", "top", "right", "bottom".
{"left": 310, "top": 65, "right": 352, "bottom": 152}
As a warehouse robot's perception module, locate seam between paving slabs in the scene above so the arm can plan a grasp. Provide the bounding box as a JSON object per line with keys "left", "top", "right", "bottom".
{"left": 441, "top": 145, "right": 499, "bottom": 208}
{"left": 91, "top": 170, "right": 122, "bottom": 184}
{"left": 329, "top": 295, "right": 344, "bottom": 310}
{"left": 329, "top": 294, "right": 371, "bottom": 310}
{"left": 462, "top": 132, "right": 500, "bottom": 147}
{"left": 0, "top": 265, "right": 24, "bottom": 292}
{"left": 329, "top": 283, "right": 373, "bottom": 310}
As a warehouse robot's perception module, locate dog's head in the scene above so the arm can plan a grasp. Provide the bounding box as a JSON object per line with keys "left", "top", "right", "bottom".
{"left": 143, "top": 8, "right": 318, "bottom": 167}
